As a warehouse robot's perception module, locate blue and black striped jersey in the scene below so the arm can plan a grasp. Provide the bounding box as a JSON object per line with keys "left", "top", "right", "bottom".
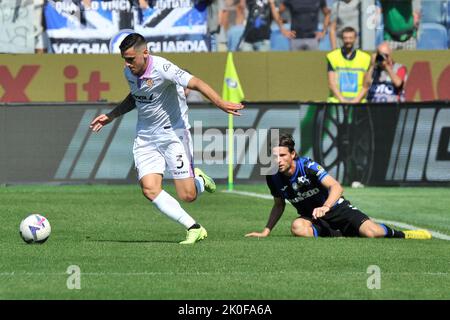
{"left": 266, "top": 157, "right": 333, "bottom": 217}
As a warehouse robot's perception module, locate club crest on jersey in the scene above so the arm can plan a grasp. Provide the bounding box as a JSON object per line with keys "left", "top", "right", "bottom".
{"left": 145, "top": 78, "right": 154, "bottom": 88}
{"left": 298, "top": 176, "right": 310, "bottom": 186}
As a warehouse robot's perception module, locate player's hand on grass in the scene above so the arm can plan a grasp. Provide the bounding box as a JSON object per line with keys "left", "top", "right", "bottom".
{"left": 245, "top": 228, "right": 270, "bottom": 238}
{"left": 90, "top": 114, "right": 112, "bottom": 132}
{"left": 218, "top": 101, "right": 244, "bottom": 116}
{"left": 312, "top": 206, "right": 330, "bottom": 219}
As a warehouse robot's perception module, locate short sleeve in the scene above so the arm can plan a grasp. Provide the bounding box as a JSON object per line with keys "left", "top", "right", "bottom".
{"left": 305, "top": 159, "right": 329, "bottom": 182}
{"left": 157, "top": 59, "right": 194, "bottom": 88}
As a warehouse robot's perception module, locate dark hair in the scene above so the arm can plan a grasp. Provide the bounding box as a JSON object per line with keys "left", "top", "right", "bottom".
{"left": 341, "top": 26, "right": 357, "bottom": 36}
{"left": 278, "top": 133, "right": 298, "bottom": 159}
{"left": 119, "top": 33, "right": 147, "bottom": 53}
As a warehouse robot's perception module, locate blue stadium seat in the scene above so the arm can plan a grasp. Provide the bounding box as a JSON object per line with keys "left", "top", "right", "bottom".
{"left": 270, "top": 24, "right": 290, "bottom": 51}
{"left": 319, "top": 34, "right": 331, "bottom": 51}
{"left": 227, "top": 25, "right": 244, "bottom": 51}
{"left": 448, "top": 27, "right": 450, "bottom": 48}
{"left": 417, "top": 22, "right": 448, "bottom": 49}
{"left": 375, "top": 24, "right": 384, "bottom": 47}
{"left": 421, "top": 0, "right": 446, "bottom": 24}
{"left": 447, "top": 1, "right": 450, "bottom": 28}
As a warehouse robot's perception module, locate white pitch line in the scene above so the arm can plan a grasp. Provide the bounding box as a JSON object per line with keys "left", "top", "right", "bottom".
{"left": 0, "top": 271, "right": 447, "bottom": 277}
{"left": 224, "top": 190, "right": 450, "bottom": 241}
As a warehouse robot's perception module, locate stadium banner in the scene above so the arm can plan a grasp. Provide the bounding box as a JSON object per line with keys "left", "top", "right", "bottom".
{"left": 0, "top": 52, "right": 449, "bottom": 103}
{"left": 0, "top": 0, "right": 34, "bottom": 53}
{"left": 1, "top": 102, "right": 450, "bottom": 186}
{"left": 44, "top": 0, "right": 210, "bottom": 54}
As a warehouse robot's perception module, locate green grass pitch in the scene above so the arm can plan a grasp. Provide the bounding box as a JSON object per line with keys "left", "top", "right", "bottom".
{"left": 0, "top": 184, "right": 449, "bottom": 299}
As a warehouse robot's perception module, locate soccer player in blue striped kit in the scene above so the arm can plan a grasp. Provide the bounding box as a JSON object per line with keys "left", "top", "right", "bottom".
{"left": 246, "top": 133, "right": 432, "bottom": 240}
{"left": 90, "top": 33, "right": 243, "bottom": 244}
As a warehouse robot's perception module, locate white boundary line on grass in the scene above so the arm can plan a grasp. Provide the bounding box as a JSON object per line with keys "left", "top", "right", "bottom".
{"left": 224, "top": 190, "right": 450, "bottom": 241}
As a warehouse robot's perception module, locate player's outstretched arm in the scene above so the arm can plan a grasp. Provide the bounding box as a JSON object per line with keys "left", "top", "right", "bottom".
{"left": 187, "top": 77, "right": 244, "bottom": 116}
{"left": 245, "top": 197, "right": 285, "bottom": 238}
{"left": 90, "top": 93, "right": 136, "bottom": 132}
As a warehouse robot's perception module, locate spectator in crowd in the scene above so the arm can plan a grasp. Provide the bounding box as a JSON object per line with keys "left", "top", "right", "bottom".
{"left": 239, "top": 0, "right": 295, "bottom": 51}
{"left": 222, "top": 0, "right": 246, "bottom": 32}
{"left": 329, "top": 0, "right": 361, "bottom": 50}
{"left": 206, "top": 0, "right": 226, "bottom": 51}
{"left": 34, "top": 0, "right": 48, "bottom": 53}
{"left": 327, "top": 26, "right": 371, "bottom": 103}
{"left": 279, "top": 0, "right": 331, "bottom": 51}
{"left": 379, "top": 0, "right": 421, "bottom": 50}
{"left": 364, "top": 42, "right": 407, "bottom": 103}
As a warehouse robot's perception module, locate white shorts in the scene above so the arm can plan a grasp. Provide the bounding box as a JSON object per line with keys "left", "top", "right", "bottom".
{"left": 133, "top": 128, "right": 194, "bottom": 181}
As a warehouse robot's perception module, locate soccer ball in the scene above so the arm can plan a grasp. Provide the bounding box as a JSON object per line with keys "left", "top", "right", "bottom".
{"left": 19, "top": 214, "right": 51, "bottom": 244}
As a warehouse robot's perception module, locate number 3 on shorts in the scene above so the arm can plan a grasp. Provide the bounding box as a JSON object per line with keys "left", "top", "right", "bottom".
{"left": 176, "top": 154, "right": 184, "bottom": 169}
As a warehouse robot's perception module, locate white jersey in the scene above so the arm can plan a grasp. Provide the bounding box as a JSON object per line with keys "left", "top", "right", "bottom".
{"left": 124, "top": 55, "right": 194, "bottom": 136}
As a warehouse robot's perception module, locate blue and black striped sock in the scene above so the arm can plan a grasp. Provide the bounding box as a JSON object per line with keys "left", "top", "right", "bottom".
{"left": 380, "top": 224, "right": 405, "bottom": 238}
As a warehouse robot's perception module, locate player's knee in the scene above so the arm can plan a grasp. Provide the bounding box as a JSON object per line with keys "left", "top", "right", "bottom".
{"left": 360, "top": 222, "right": 384, "bottom": 238}
{"left": 141, "top": 186, "right": 161, "bottom": 201}
{"left": 291, "top": 220, "right": 312, "bottom": 237}
{"left": 178, "top": 190, "right": 197, "bottom": 203}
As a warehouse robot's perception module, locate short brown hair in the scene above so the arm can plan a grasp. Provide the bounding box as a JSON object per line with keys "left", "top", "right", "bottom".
{"left": 278, "top": 133, "right": 298, "bottom": 159}
{"left": 119, "top": 33, "right": 147, "bottom": 53}
{"left": 341, "top": 26, "right": 357, "bottom": 37}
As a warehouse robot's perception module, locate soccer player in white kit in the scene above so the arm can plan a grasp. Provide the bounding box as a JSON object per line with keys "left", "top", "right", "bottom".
{"left": 90, "top": 33, "right": 244, "bottom": 244}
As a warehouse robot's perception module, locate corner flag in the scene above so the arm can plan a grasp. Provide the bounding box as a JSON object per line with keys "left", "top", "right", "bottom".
{"left": 222, "top": 52, "right": 244, "bottom": 191}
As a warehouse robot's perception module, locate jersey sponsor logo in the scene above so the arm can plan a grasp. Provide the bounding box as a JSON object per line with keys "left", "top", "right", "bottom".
{"left": 289, "top": 188, "right": 320, "bottom": 203}
{"left": 133, "top": 93, "right": 154, "bottom": 102}
{"left": 163, "top": 64, "right": 172, "bottom": 72}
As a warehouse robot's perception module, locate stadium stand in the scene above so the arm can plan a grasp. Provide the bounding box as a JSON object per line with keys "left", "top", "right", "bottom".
{"left": 421, "top": 0, "right": 446, "bottom": 24}
{"left": 227, "top": 24, "right": 245, "bottom": 51}
{"left": 319, "top": 33, "right": 332, "bottom": 51}
{"left": 270, "top": 24, "right": 291, "bottom": 51}
{"left": 417, "top": 22, "right": 449, "bottom": 49}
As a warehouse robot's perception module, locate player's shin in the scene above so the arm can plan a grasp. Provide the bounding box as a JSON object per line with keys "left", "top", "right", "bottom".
{"left": 152, "top": 190, "right": 196, "bottom": 228}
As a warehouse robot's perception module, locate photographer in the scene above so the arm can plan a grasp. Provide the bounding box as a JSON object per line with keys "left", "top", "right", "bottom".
{"left": 364, "top": 42, "right": 407, "bottom": 103}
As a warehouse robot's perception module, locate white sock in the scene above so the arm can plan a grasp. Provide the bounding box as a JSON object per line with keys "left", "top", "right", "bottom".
{"left": 152, "top": 190, "right": 196, "bottom": 229}
{"left": 194, "top": 176, "right": 205, "bottom": 195}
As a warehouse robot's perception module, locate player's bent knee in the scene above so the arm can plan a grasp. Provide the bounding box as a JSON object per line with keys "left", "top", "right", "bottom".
{"left": 359, "top": 221, "right": 384, "bottom": 238}
{"left": 141, "top": 187, "right": 162, "bottom": 201}
{"left": 291, "top": 226, "right": 313, "bottom": 237}
{"left": 179, "top": 190, "right": 197, "bottom": 203}
{"left": 291, "top": 223, "right": 312, "bottom": 238}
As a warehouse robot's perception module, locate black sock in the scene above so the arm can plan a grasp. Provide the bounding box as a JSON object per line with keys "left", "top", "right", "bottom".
{"left": 188, "top": 223, "right": 201, "bottom": 230}
{"left": 380, "top": 224, "right": 405, "bottom": 238}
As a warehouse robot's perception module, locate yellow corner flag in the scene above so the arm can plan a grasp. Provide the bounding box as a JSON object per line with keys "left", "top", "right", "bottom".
{"left": 222, "top": 52, "right": 245, "bottom": 103}
{"left": 222, "top": 52, "right": 244, "bottom": 192}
